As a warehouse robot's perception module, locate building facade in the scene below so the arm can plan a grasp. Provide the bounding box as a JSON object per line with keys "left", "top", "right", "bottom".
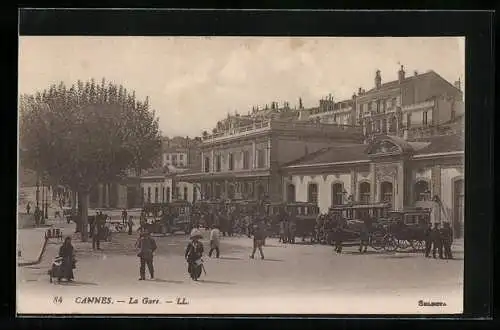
{"left": 139, "top": 168, "right": 198, "bottom": 204}
{"left": 355, "top": 67, "right": 463, "bottom": 140}
{"left": 161, "top": 136, "right": 201, "bottom": 169}
{"left": 282, "top": 134, "right": 464, "bottom": 238}
{"left": 177, "top": 119, "right": 364, "bottom": 202}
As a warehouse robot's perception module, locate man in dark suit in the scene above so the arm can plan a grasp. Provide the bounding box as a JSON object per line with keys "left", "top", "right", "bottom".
{"left": 424, "top": 222, "right": 433, "bottom": 257}
{"left": 431, "top": 222, "right": 443, "bottom": 259}
{"left": 440, "top": 222, "right": 454, "bottom": 259}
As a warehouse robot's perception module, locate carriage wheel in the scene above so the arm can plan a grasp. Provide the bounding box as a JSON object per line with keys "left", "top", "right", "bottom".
{"left": 411, "top": 240, "right": 425, "bottom": 252}
{"left": 397, "top": 239, "right": 411, "bottom": 251}
{"left": 369, "top": 234, "right": 384, "bottom": 250}
{"left": 383, "top": 234, "right": 398, "bottom": 252}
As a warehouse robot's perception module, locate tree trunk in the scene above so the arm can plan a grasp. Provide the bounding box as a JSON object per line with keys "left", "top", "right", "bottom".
{"left": 79, "top": 191, "right": 89, "bottom": 242}
{"left": 71, "top": 190, "right": 77, "bottom": 215}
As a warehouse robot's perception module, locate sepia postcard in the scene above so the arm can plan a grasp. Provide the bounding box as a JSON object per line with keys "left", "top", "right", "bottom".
{"left": 17, "top": 36, "right": 465, "bottom": 315}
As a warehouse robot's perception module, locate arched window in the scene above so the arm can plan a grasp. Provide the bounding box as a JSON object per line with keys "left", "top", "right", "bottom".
{"left": 331, "top": 183, "right": 344, "bottom": 206}
{"left": 380, "top": 181, "right": 393, "bottom": 204}
{"left": 359, "top": 182, "right": 371, "bottom": 204}
{"left": 287, "top": 184, "right": 296, "bottom": 203}
{"left": 414, "top": 180, "right": 430, "bottom": 201}
{"left": 308, "top": 183, "right": 318, "bottom": 204}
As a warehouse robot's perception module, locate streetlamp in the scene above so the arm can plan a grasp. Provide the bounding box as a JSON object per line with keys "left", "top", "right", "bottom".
{"left": 44, "top": 185, "right": 49, "bottom": 219}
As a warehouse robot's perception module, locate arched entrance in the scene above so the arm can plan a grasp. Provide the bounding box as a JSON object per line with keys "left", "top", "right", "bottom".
{"left": 359, "top": 182, "right": 371, "bottom": 204}
{"left": 286, "top": 184, "right": 296, "bottom": 203}
{"left": 453, "top": 179, "right": 464, "bottom": 238}
{"left": 380, "top": 181, "right": 393, "bottom": 204}
{"left": 331, "top": 183, "right": 344, "bottom": 206}
{"left": 414, "top": 180, "right": 430, "bottom": 202}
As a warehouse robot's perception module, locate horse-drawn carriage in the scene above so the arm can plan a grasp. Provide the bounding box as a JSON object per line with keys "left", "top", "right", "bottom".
{"left": 264, "top": 202, "right": 319, "bottom": 242}
{"left": 378, "top": 208, "right": 431, "bottom": 252}
{"left": 325, "top": 203, "right": 394, "bottom": 250}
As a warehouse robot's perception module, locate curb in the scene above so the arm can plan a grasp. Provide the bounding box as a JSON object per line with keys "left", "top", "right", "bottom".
{"left": 18, "top": 236, "right": 49, "bottom": 267}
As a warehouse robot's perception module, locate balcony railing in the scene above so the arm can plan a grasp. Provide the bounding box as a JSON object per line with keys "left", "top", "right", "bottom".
{"left": 201, "top": 119, "right": 362, "bottom": 143}
{"left": 202, "top": 120, "right": 272, "bottom": 141}
{"left": 401, "top": 100, "right": 435, "bottom": 112}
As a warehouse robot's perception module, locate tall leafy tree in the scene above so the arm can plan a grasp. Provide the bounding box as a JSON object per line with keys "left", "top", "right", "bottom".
{"left": 19, "top": 79, "right": 162, "bottom": 241}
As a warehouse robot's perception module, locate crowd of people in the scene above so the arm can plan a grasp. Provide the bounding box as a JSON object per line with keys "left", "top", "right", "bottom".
{"left": 49, "top": 202, "right": 455, "bottom": 283}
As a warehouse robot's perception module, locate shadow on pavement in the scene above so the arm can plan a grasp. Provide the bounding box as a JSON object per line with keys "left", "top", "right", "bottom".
{"left": 262, "top": 258, "right": 284, "bottom": 262}
{"left": 152, "top": 278, "right": 184, "bottom": 284}
{"left": 199, "top": 280, "right": 235, "bottom": 285}
{"left": 378, "top": 255, "right": 415, "bottom": 259}
{"left": 343, "top": 251, "right": 381, "bottom": 255}
{"left": 218, "top": 256, "right": 243, "bottom": 260}
{"left": 57, "top": 280, "right": 98, "bottom": 286}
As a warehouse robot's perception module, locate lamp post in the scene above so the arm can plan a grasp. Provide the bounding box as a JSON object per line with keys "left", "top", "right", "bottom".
{"left": 44, "top": 185, "right": 49, "bottom": 219}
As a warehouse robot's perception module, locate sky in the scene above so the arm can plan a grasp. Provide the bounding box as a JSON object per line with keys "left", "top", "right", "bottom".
{"left": 19, "top": 37, "right": 465, "bottom": 137}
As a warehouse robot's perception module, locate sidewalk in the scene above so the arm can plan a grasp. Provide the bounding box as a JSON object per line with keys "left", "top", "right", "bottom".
{"left": 17, "top": 217, "right": 74, "bottom": 266}
{"left": 453, "top": 238, "right": 464, "bottom": 253}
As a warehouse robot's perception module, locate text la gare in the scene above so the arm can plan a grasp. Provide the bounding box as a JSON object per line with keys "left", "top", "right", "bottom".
{"left": 129, "top": 297, "right": 160, "bottom": 304}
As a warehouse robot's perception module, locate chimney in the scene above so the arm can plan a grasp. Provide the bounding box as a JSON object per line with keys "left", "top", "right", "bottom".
{"left": 358, "top": 87, "right": 362, "bottom": 95}
{"left": 454, "top": 78, "right": 461, "bottom": 91}
{"left": 375, "top": 70, "right": 382, "bottom": 89}
{"left": 398, "top": 65, "right": 405, "bottom": 83}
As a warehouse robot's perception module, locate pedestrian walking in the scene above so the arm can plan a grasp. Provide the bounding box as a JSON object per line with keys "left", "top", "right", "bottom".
{"left": 92, "top": 212, "right": 102, "bottom": 250}
{"left": 136, "top": 231, "right": 157, "bottom": 280}
{"left": 56, "top": 236, "right": 75, "bottom": 282}
{"left": 279, "top": 220, "right": 286, "bottom": 243}
{"left": 424, "top": 222, "right": 432, "bottom": 257}
{"left": 26, "top": 202, "right": 31, "bottom": 215}
{"left": 250, "top": 221, "right": 265, "bottom": 259}
{"left": 288, "top": 220, "right": 296, "bottom": 244}
{"left": 128, "top": 216, "right": 135, "bottom": 235}
{"left": 359, "top": 219, "right": 369, "bottom": 253}
{"left": 185, "top": 229, "right": 204, "bottom": 281}
{"left": 431, "top": 222, "right": 443, "bottom": 259}
{"left": 208, "top": 225, "right": 221, "bottom": 258}
{"left": 334, "top": 216, "right": 345, "bottom": 254}
{"left": 440, "top": 222, "right": 454, "bottom": 259}
{"left": 122, "top": 209, "right": 128, "bottom": 225}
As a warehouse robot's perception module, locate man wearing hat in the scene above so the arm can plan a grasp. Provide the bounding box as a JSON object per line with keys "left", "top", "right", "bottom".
{"left": 136, "top": 231, "right": 157, "bottom": 280}
{"left": 250, "top": 221, "right": 265, "bottom": 259}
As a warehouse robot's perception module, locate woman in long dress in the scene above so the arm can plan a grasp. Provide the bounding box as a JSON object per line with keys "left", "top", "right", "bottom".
{"left": 58, "top": 236, "right": 75, "bottom": 282}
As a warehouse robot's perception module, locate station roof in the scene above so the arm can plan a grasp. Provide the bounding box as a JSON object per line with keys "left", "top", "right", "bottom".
{"left": 284, "top": 133, "right": 463, "bottom": 169}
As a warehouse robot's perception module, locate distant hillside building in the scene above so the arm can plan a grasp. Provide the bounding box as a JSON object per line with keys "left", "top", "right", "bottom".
{"left": 161, "top": 136, "right": 201, "bottom": 170}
